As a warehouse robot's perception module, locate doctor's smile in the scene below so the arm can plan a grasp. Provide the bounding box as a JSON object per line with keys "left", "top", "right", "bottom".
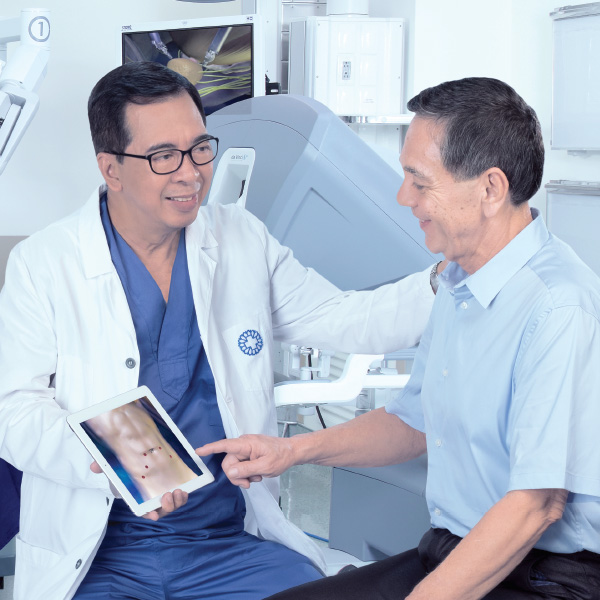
{"left": 2, "top": 4, "right": 600, "bottom": 600}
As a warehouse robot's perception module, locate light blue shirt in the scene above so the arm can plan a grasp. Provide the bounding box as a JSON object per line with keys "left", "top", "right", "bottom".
{"left": 387, "top": 210, "right": 600, "bottom": 554}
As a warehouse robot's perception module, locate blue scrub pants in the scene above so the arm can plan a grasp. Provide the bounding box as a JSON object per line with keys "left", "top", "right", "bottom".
{"left": 73, "top": 531, "right": 322, "bottom": 600}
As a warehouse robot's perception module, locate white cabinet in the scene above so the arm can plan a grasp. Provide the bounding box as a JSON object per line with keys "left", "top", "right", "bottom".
{"left": 551, "top": 4, "right": 600, "bottom": 151}
{"left": 289, "top": 16, "right": 405, "bottom": 119}
{"left": 546, "top": 180, "right": 600, "bottom": 276}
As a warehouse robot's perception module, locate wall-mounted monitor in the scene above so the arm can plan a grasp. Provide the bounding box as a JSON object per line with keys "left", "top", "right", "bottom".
{"left": 119, "top": 14, "right": 265, "bottom": 116}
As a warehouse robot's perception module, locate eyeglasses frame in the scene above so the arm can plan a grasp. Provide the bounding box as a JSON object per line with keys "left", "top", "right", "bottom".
{"left": 106, "top": 135, "right": 219, "bottom": 175}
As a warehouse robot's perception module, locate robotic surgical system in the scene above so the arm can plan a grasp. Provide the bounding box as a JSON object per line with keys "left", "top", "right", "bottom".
{"left": 206, "top": 94, "right": 436, "bottom": 562}
{"left": 0, "top": 8, "right": 50, "bottom": 176}
{"left": 207, "top": 93, "right": 437, "bottom": 292}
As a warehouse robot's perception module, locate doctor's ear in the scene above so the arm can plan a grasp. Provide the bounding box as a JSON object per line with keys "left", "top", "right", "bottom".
{"left": 96, "top": 152, "right": 124, "bottom": 192}
{"left": 481, "top": 167, "right": 510, "bottom": 218}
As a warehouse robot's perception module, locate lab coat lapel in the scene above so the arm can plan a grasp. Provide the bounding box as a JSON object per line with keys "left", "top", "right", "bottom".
{"left": 185, "top": 214, "right": 238, "bottom": 425}
{"left": 79, "top": 185, "right": 115, "bottom": 279}
{"left": 185, "top": 216, "right": 217, "bottom": 341}
{"left": 77, "top": 186, "right": 140, "bottom": 369}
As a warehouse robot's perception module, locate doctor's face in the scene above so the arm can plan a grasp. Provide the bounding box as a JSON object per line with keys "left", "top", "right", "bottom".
{"left": 396, "top": 117, "right": 485, "bottom": 268}
{"left": 109, "top": 93, "right": 213, "bottom": 238}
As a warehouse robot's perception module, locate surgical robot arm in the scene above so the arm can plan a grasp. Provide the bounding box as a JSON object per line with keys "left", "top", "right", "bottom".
{"left": 0, "top": 9, "right": 50, "bottom": 176}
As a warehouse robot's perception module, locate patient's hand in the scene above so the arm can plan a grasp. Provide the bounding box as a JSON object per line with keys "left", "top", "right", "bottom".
{"left": 196, "top": 435, "right": 295, "bottom": 489}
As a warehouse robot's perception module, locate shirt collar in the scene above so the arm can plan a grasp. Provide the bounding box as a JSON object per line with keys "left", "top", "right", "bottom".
{"left": 438, "top": 209, "right": 549, "bottom": 308}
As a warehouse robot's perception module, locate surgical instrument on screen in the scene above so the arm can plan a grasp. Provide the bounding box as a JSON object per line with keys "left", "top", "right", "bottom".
{"left": 203, "top": 27, "right": 232, "bottom": 66}
{"left": 149, "top": 32, "right": 172, "bottom": 60}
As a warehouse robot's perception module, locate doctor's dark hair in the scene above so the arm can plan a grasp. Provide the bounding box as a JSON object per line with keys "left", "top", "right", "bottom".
{"left": 407, "top": 77, "right": 544, "bottom": 206}
{"left": 87, "top": 61, "right": 206, "bottom": 161}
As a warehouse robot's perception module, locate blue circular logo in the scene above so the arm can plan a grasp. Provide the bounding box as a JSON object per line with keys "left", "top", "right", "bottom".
{"left": 238, "top": 329, "right": 263, "bottom": 356}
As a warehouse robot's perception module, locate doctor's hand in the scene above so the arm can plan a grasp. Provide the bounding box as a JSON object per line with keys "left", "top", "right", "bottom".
{"left": 143, "top": 488, "right": 189, "bottom": 521}
{"left": 90, "top": 461, "right": 188, "bottom": 520}
{"left": 196, "top": 435, "right": 295, "bottom": 489}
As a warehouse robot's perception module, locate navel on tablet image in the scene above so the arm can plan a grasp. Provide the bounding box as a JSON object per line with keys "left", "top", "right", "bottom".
{"left": 81, "top": 397, "right": 202, "bottom": 503}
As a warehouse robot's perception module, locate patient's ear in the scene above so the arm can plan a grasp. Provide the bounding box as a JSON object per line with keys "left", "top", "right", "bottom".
{"left": 97, "top": 153, "right": 123, "bottom": 193}
{"left": 481, "top": 167, "right": 510, "bottom": 218}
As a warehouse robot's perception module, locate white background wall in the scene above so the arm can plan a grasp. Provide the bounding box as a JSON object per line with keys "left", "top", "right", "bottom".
{"left": 1, "top": 0, "right": 598, "bottom": 234}
{"left": 0, "top": 0, "right": 241, "bottom": 235}
{"left": 410, "top": 0, "right": 600, "bottom": 215}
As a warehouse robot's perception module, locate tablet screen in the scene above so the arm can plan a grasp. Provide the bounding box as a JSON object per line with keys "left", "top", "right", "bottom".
{"left": 68, "top": 386, "right": 214, "bottom": 515}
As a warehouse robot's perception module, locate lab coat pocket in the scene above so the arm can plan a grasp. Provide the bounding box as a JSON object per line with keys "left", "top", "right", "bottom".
{"left": 14, "top": 537, "right": 62, "bottom": 597}
{"left": 19, "top": 477, "right": 103, "bottom": 554}
{"left": 15, "top": 534, "right": 98, "bottom": 600}
{"left": 222, "top": 312, "right": 273, "bottom": 392}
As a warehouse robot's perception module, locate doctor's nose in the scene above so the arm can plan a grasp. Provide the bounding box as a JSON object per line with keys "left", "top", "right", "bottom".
{"left": 172, "top": 154, "right": 201, "bottom": 183}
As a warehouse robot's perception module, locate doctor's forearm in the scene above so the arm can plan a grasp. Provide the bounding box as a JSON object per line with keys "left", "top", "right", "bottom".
{"left": 276, "top": 268, "right": 434, "bottom": 354}
{"left": 407, "top": 488, "right": 568, "bottom": 600}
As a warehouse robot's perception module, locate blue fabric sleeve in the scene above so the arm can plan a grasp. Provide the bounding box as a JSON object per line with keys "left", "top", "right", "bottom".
{"left": 509, "top": 305, "right": 600, "bottom": 499}
{"left": 0, "top": 458, "right": 21, "bottom": 548}
{"left": 385, "top": 304, "right": 435, "bottom": 433}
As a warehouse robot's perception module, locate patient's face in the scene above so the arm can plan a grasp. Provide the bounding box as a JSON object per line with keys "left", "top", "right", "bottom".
{"left": 397, "top": 117, "right": 485, "bottom": 270}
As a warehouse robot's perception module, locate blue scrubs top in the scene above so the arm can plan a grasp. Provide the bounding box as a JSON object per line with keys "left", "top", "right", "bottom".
{"left": 76, "top": 199, "right": 321, "bottom": 599}
{"left": 99, "top": 197, "right": 245, "bottom": 540}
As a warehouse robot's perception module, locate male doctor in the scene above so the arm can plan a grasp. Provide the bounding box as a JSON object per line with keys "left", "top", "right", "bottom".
{"left": 0, "top": 62, "right": 436, "bottom": 600}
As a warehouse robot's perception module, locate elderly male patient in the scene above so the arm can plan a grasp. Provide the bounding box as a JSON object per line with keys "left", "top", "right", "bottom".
{"left": 200, "top": 77, "right": 600, "bottom": 600}
{"left": 0, "top": 61, "right": 437, "bottom": 600}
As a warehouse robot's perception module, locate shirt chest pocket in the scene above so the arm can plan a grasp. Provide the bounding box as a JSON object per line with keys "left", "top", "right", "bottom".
{"left": 222, "top": 311, "right": 273, "bottom": 392}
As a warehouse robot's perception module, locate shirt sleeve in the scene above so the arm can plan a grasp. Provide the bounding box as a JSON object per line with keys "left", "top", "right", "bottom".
{"left": 508, "top": 304, "right": 600, "bottom": 498}
{"left": 385, "top": 303, "right": 435, "bottom": 433}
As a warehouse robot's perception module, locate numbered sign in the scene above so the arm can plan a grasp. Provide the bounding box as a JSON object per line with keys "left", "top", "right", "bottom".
{"left": 21, "top": 9, "right": 50, "bottom": 48}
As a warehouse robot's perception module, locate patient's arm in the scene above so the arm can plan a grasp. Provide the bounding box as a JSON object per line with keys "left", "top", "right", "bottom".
{"left": 407, "top": 488, "right": 568, "bottom": 600}
{"left": 197, "top": 407, "right": 426, "bottom": 488}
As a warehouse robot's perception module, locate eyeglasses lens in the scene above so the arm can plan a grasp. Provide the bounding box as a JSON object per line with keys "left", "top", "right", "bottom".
{"left": 150, "top": 139, "right": 218, "bottom": 174}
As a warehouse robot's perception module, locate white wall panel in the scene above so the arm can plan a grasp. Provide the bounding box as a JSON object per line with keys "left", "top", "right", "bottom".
{"left": 0, "top": 0, "right": 241, "bottom": 235}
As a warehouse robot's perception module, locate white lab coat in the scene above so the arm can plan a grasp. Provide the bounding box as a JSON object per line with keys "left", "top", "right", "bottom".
{"left": 0, "top": 186, "right": 434, "bottom": 600}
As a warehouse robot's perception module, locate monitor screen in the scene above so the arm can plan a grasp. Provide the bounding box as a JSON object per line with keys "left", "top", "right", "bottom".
{"left": 120, "top": 15, "right": 264, "bottom": 116}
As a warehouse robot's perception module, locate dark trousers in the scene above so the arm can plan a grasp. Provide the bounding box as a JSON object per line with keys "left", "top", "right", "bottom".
{"left": 264, "top": 528, "right": 600, "bottom": 600}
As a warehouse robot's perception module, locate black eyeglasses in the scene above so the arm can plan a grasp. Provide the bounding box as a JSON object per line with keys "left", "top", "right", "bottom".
{"left": 107, "top": 136, "right": 219, "bottom": 175}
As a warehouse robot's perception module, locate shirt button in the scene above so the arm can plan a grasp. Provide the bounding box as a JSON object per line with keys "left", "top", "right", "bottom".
{"left": 434, "top": 508, "right": 441, "bottom": 516}
{"left": 75, "top": 559, "right": 82, "bottom": 569}
{"left": 435, "top": 439, "right": 442, "bottom": 447}
{"left": 106, "top": 497, "right": 110, "bottom": 506}
{"left": 125, "top": 358, "right": 136, "bottom": 369}
{"left": 460, "top": 301, "right": 468, "bottom": 309}
{"left": 442, "top": 369, "right": 448, "bottom": 377}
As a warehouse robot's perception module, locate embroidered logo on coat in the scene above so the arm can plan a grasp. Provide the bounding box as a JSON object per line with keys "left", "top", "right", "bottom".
{"left": 238, "top": 329, "right": 263, "bottom": 356}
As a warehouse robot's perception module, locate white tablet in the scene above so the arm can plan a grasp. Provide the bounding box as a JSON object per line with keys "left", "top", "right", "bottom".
{"left": 67, "top": 385, "right": 214, "bottom": 516}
